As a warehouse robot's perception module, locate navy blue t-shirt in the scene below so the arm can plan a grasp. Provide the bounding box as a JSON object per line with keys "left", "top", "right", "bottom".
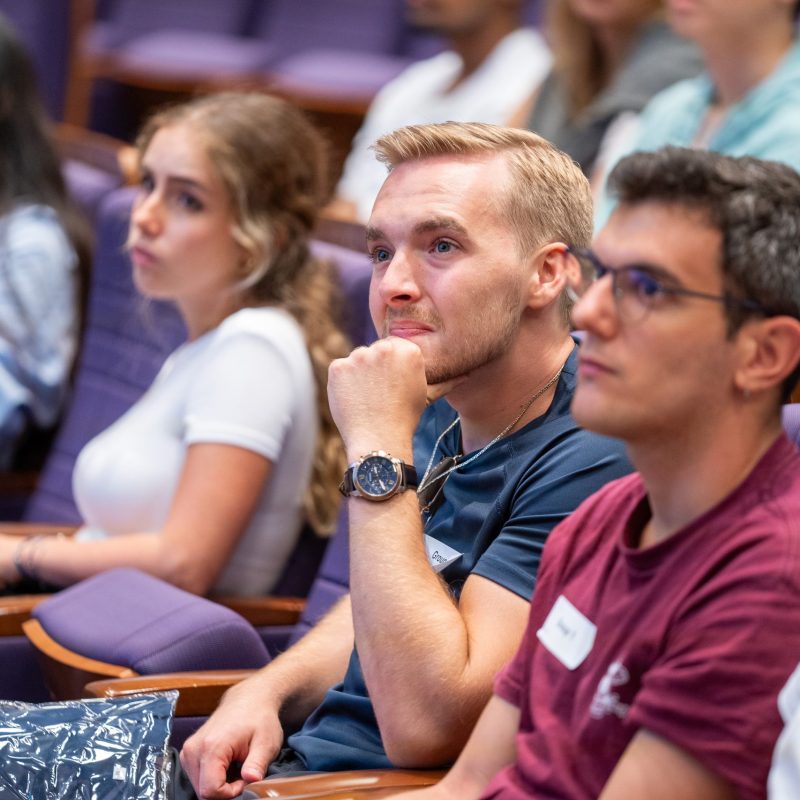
{"left": 286, "top": 345, "right": 631, "bottom": 771}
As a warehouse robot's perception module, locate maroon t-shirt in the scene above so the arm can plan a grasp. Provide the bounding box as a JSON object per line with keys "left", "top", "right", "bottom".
{"left": 486, "top": 434, "right": 800, "bottom": 800}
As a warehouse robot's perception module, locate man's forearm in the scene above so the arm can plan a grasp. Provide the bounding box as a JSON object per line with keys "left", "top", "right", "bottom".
{"left": 347, "top": 493, "right": 526, "bottom": 765}
{"left": 251, "top": 596, "right": 355, "bottom": 731}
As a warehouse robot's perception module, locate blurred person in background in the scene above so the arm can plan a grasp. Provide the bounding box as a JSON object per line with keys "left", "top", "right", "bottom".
{"left": 595, "top": 0, "right": 800, "bottom": 227}
{"left": 522, "top": 0, "right": 701, "bottom": 195}
{"left": 328, "top": 0, "right": 551, "bottom": 223}
{"left": 0, "top": 12, "right": 90, "bottom": 468}
{"left": 0, "top": 92, "right": 347, "bottom": 598}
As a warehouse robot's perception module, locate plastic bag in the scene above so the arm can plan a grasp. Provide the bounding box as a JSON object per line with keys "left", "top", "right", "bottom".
{"left": 0, "top": 691, "right": 177, "bottom": 799}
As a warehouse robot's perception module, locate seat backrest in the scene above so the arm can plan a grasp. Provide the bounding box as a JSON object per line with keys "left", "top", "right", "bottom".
{"left": 289, "top": 505, "right": 351, "bottom": 646}
{"left": 256, "top": 0, "right": 404, "bottom": 55}
{"left": 24, "top": 187, "right": 186, "bottom": 523}
{"left": 55, "top": 125, "right": 132, "bottom": 223}
{"left": 782, "top": 404, "right": 800, "bottom": 447}
{"left": 93, "top": 0, "right": 253, "bottom": 42}
{"left": 25, "top": 189, "right": 375, "bottom": 524}
{"left": 311, "top": 238, "right": 376, "bottom": 348}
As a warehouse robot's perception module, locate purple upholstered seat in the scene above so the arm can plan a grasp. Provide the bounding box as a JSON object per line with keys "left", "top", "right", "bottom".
{"left": 62, "top": 159, "right": 124, "bottom": 224}
{"left": 88, "top": 0, "right": 409, "bottom": 109}
{"left": 265, "top": 50, "right": 414, "bottom": 106}
{"left": 24, "top": 187, "right": 185, "bottom": 525}
{"left": 0, "top": 187, "right": 183, "bottom": 702}
{"left": 27, "top": 509, "right": 351, "bottom": 744}
{"left": 311, "top": 239, "right": 376, "bottom": 348}
{"left": 25, "top": 187, "right": 374, "bottom": 524}
{"left": 782, "top": 403, "right": 800, "bottom": 447}
{"left": 105, "top": 29, "right": 277, "bottom": 82}
{"left": 82, "top": 0, "right": 254, "bottom": 58}
{"left": 289, "top": 507, "right": 350, "bottom": 646}
{"left": 1, "top": 188, "right": 367, "bottom": 702}
{"left": 32, "top": 568, "right": 270, "bottom": 674}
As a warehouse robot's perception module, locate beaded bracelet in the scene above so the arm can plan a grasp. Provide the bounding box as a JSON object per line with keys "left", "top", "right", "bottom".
{"left": 13, "top": 534, "right": 48, "bottom": 583}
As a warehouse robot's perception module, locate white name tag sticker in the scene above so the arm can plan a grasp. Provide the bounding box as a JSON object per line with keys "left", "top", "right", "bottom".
{"left": 424, "top": 534, "right": 462, "bottom": 574}
{"left": 537, "top": 595, "right": 597, "bottom": 670}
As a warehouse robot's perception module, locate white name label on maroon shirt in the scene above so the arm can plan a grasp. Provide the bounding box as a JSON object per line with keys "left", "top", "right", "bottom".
{"left": 424, "top": 534, "right": 462, "bottom": 574}
{"left": 537, "top": 595, "right": 597, "bottom": 670}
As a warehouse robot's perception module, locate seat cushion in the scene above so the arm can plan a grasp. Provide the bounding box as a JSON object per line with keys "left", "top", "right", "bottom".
{"left": 32, "top": 568, "right": 270, "bottom": 674}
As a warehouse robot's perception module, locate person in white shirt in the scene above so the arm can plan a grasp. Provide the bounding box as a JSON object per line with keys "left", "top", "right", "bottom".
{"left": 328, "top": 0, "right": 551, "bottom": 223}
{"left": 0, "top": 92, "right": 348, "bottom": 598}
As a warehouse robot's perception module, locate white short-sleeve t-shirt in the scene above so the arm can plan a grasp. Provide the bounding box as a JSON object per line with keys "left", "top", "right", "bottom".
{"left": 72, "top": 307, "right": 316, "bottom": 596}
{"left": 336, "top": 27, "right": 551, "bottom": 221}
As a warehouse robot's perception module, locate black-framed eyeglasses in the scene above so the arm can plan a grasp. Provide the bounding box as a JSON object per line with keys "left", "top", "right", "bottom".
{"left": 566, "top": 247, "right": 772, "bottom": 323}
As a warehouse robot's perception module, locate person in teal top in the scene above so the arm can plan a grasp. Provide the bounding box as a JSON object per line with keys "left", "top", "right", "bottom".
{"left": 595, "top": 0, "right": 800, "bottom": 229}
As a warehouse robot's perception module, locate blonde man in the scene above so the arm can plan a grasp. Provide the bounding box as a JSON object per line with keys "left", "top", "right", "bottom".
{"left": 180, "top": 123, "right": 630, "bottom": 799}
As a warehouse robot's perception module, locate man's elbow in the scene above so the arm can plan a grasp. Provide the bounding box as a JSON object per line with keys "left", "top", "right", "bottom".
{"left": 383, "top": 716, "right": 469, "bottom": 769}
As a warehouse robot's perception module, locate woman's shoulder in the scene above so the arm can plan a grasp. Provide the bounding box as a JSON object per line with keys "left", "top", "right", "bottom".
{"left": 212, "top": 307, "right": 309, "bottom": 362}
{"left": 217, "top": 306, "right": 302, "bottom": 338}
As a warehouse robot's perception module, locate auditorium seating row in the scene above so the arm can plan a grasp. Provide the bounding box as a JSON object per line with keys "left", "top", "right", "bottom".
{"left": 0, "top": 0, "right": 543, "bottom": 134}
{"left": 0, "top": 184, "right": 374, "bottom": 699}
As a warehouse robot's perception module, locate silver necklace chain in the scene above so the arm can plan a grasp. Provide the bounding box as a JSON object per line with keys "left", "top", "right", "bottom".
{"left": 417, "top": 364, "right": 566, "bottom": 496}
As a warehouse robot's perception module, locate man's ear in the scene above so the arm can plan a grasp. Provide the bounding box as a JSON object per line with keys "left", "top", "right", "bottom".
{"left": 526, "top": 243, "right": 571, "bottom": 311}
{"left": 733, "top": 316, "right": 800, "bottom": 396}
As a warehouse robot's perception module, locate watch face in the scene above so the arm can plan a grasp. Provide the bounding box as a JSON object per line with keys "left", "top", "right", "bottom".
{"left": 354, "top": 455, "right": 400, "bottom": 498}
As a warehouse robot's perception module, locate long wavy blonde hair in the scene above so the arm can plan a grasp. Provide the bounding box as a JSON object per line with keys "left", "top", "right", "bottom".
{"left": 136, "top": 92, "right": 349, "bottom": 534}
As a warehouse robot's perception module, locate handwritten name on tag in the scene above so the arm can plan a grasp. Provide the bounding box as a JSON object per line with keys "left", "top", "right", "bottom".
{"left": 537, "top": 595, "right": 596, "bottom": 670}
{"left": 424, "top": 534, "right": 462, "bottom": 574}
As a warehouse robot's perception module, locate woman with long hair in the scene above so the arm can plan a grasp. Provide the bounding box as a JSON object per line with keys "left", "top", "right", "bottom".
{"left": 0, "top": 92, "right": 348, "bottom": 596}
{"left": 524, "top": 0, "right": 701, "bottom": 190}
{"left": 594, "top": 0, "right": 800, "bottom": 227}
{"left": 0, "top": 12, "right": 90, "bottom": 466}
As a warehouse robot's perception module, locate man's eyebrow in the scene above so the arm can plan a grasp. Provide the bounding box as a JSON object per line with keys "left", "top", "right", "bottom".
{"left": 365, "top": 225, "right": 385, "bottom": 243}
{"left": 623, "top": 260, "right": 682, "bottom": 283}
{"left": 365, "top": 218, "right": 468, "bottom": 242}
{"left": 413, "top": 217, "right": 468, "bottom": 237}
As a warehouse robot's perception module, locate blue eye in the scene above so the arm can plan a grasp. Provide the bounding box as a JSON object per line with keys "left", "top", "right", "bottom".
{"left": 433, "top": 240, "right": 454, "bottom": 254}
{"left": 627, "top": 268, "right": 663, "bottom": 298}
{"left": 370, "top": 247, "right": 391, "bottom": 264}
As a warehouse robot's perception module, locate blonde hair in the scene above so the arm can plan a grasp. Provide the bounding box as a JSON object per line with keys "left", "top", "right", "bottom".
{"left": 374, "top": 121, "right": 592, "bottom": 251}
{"left": 548, "top": 0, "right": 663, "bottom": 115}
{"left": 137, "top": 92, "right": 348, "bottom": 535}
{"left": 374, "top": 122, "right": 593, "bottom": 322}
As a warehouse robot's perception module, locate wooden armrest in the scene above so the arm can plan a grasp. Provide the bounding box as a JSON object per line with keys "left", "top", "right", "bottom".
{"left": 243, "top": 769, "right": 446, "bottom": 800}
{"left": 85, "top": 669, "right": 255, "bottom": 716}
{"left": 0, "top": 594, "right": 48, "bottom": 635}
{"left": 0, "top": 523, "right": 78, "bottom": 537}
{"left": 211, "top": 595, "right": 305, "bottom": 627}
{"left": 0, "top": 471, "right": 40, "bottom": 494}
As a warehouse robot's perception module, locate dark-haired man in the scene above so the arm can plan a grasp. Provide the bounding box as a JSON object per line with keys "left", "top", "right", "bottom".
{"left": 397, "top": 147, "right": 800, "bottom": 800}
